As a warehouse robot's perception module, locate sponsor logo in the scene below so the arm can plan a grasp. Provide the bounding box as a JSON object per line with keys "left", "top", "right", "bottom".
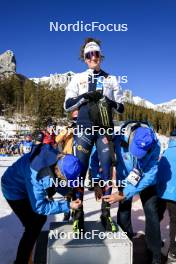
{"left": 77, "top": 145, "right": 89, "bottom": 154}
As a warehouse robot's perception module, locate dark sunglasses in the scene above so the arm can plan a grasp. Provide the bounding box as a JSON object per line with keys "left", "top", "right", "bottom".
{"left": 84, "top": 51, "right": 100, "bottom": 60}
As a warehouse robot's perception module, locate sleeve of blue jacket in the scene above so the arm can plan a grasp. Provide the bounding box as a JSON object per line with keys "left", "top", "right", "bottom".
{"left": 123, "top": 144, "right": 160, "bottom": 200}
{"left": 25, "top": 168, "right": 70, "bottom": 215}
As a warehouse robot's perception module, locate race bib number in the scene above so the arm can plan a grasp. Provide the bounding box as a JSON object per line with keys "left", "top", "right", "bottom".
{"left": 23, "top": 145, "right": 32, "bottom": 154}
{"left": 127, "top": 169, "right": 141, "bottom": 186}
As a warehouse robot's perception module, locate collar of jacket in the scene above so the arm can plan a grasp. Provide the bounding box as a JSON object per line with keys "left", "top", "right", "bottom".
{"left": 86, "top": 68, "right": 101, "bottom": 75}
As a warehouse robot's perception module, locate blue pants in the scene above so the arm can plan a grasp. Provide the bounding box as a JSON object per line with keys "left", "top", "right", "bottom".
{"left": 89, "top": 146, "right": 101, "bottom": 183}
{"left": 75, "top": 131, "right": 112, "bottom": 199}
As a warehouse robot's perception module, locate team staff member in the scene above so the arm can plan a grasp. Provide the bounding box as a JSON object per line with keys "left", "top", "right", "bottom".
{"left": 157, "top": 129, "right": 176, "bottom": 264}
{"left": 103, "top": 122, "right": 161, "bottom": 264}
{"left": 1, "top": 143, "right": 82, "bottom": 264}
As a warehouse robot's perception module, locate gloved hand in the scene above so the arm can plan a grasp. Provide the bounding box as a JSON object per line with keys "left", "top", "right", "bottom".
{"left": 46, "top": 186, "right": 56, "bottom": 199}
{"left": 65, "top": 188, "right": 74, "bottom": 199}
{"left": 116, "top": 102, "right": 124, "bottom": 113}
{"left": 105, "top": 96, "right": 124, "bottom": 113}
{"left": 83, "top": 91, "right": 102, "bottom": 102}
{"left": 104, "top": 96, "right": 117, "bottom": 108}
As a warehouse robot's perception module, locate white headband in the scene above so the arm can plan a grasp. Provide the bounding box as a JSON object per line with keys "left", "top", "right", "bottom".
{"left": 84, "top": 42, "right": 101, "bottom": 55}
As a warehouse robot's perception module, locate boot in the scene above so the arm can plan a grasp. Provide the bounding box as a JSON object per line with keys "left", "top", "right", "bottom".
{"left": 100, "top": 201, "right": 118, "bottom": 232}
{"left": 63, "top": 211, "right": 71, "bottom": 222}
{"left": 72, "top": 208, "right": 84, "bottom": 235}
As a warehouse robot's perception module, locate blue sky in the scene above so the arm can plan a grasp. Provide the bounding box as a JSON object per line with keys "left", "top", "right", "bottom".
{"left": 0, "top": 0, "right": 176, "bottom": 104}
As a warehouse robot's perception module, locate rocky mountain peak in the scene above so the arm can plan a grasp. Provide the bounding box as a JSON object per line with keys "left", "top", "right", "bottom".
{"left": 0, "top": 50, "right": 16, "bottom": 77}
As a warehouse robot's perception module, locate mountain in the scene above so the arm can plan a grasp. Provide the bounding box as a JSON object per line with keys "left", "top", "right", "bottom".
{"left": 124, "top": 91, "right": 156, "bottom": 110}
{"left": 30, "top": 71, "right": 75, "bottom": 87}
{"left": 156, "top": 99, "right": 176, "bottom": 113}
{"left": 131, "top": 96, "right": 176, "bottom": 114}
{"left": 122, "top": 90, "right": 176, "bottom": 114}
{"left": 0, "top": 49, "right": 175, "bottom": 114}
{"left": 31, "top": 74, "right": 176, "bottom": 114}
{"left": 133, "top": 96, "right": 156, "bottom": 109}
{"left": 0, "top": 50, "right": 16, "bottom": 78}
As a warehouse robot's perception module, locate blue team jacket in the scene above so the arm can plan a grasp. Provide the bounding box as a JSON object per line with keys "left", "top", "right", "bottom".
{"left": 157, "top": 139, "right": 176, "bottom": 202}
{"left": 1, "top": 144, "right": 70, "bottom": 215}
{"left": 115, "top": 135, "right": 160, "bottom": 200}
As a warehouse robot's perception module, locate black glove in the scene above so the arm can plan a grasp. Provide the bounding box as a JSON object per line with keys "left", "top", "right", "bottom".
{"left": 65, "top": 188, "right": 74, "bottom": 199}
{"left": 83, "top": 91, "right": 102, "bottom": 102}
{"left": 46, "top": 186, "right": 56, "bottom": 199}
{"left": 116, "top": 102, "right": 124, "bottom": 113}
{"left": 105, "top": 97, "right": 124, "bottom": 113}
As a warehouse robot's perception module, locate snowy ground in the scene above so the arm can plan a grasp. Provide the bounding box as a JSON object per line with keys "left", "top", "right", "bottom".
{"left": 0, "top": 156, "right": 170, "bottom": 264}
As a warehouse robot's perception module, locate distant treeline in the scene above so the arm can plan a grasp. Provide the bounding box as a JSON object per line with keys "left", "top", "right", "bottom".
{"left": 0, "top": 75, "right": 176, "bottom": 135}
{"left": 117, "top": 103, "right": 176, "bottom": 136}
{"left": 0, "top": 75, "right": 65, "bottom": 128}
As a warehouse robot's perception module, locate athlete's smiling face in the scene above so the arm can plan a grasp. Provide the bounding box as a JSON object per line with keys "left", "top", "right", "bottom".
{"left": 85, "top": 53, "right": 101, "bottom": 71}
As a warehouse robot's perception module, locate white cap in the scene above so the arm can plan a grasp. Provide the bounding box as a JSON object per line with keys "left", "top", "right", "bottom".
{"left": 84, "top": 42, "right": 101, "bottom": 55}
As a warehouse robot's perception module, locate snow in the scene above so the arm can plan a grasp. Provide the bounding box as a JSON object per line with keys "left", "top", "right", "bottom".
{"left": 30, "top": 76, "right": 51, "bottom": 84}
{"left": 30, "top": 70, "right": 176, "bottom": 114}
{"left": 30, "top": 71, "right": 75, "bottom": 87}
{"left": 29, "top": 70, "right": 176, "bottom": 114}
{"left": 125, "top": 92, "right": 176, "bottom": 114}
{"left": 0, "top": 116, "right": 31, "bottom": 138}
{"left": 133, "top": 96, "right": 156, "bottom": 110}
{"left": 0, "top": 150, "right": 170, "bottom": 263}
{"left": 157, "top": 134, "right": 169, "bottom": 153}
{"left": 157, "top": 99, "right": 176, "bottom": 113}
{"left": 132, "top": 95, "right": 176, "bottom": 113}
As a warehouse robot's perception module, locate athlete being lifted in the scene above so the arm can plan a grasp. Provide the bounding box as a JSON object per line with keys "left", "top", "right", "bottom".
{"left": 64, "top": 37, "right": 124, "bottom": 233}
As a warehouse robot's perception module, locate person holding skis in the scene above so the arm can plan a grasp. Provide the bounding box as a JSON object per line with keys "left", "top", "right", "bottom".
{"left": 64, "top": 37, "right": 124, "bottom": 233}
